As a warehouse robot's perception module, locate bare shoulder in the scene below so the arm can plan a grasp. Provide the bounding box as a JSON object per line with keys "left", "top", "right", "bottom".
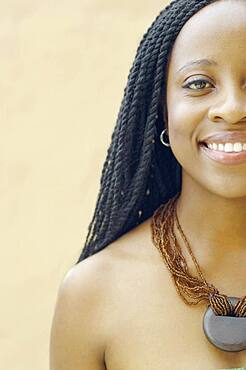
{"left": 63, "top": 216, "right": 156, "bottom": 284}
{"left": 62, "top": 217, "right": 159, "bottom": 295}
{"left": 65, "top": 216, "right": 164, "bottom": 299}
{"left": 49, "top": 249, "right": 110, "bottom": 369}
{"left": 50, "top": 217, "right": 165, "bottom": 370}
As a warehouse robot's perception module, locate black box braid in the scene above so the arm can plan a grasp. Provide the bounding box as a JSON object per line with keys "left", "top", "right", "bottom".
{"left": 76, "top": 0, "right": 215, "bottom": 263}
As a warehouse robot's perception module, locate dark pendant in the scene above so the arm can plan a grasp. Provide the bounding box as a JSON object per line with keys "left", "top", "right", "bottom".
{"left": 203, "top": 297, "right": 246, "bottom": 352}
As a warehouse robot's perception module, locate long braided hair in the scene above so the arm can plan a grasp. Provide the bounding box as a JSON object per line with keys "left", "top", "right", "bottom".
{"left": 76, "top": 0, "right": 216, "bottom": 263}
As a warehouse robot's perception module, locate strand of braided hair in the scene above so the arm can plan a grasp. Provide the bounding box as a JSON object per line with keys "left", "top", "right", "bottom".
{"left": 76, "top": 0, "right": 216, "bottom": 263}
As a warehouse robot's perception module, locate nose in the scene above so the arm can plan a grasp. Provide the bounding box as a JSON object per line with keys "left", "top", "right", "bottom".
{"left": 208, "top": 87, "right": 246, "bottom": 125}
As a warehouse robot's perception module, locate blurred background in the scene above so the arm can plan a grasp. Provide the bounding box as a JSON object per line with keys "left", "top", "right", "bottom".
{"left": 0, "top": 1, "right": 169, "bottom": 369}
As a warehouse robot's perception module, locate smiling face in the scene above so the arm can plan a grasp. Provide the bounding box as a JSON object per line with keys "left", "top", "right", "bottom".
{"left": 166, "top": 0, "right": 246, "bottom": 199}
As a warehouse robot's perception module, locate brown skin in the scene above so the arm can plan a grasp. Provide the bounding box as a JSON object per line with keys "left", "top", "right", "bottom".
{"left": 166, "top": 0, "right": 246, "bottom": 294}
{"left": 50, "top": 1, "right": 246, "bottom": 369}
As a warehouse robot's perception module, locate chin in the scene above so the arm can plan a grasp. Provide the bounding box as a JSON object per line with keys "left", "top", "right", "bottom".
{"left": 202, "top": 180, "right": 246, "bottom": 200}
{"left": 181, "top": 167, "right": 246, "bottom": 200}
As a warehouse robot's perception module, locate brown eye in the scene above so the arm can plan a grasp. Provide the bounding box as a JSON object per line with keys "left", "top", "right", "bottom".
{"left": 183, "top": 79, "right": 213, "bottom": 90}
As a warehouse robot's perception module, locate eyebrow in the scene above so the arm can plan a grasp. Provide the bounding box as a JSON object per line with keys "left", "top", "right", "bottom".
{"left": 177, "top": 59, "right": 218, "bottom": 74}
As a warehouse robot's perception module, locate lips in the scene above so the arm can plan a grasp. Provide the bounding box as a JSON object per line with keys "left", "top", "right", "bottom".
{"left": 199, "top": 131, "right": 246, "bottom": 145}
{"left": 200, "top": 144, "right": 246, "bottom": 165}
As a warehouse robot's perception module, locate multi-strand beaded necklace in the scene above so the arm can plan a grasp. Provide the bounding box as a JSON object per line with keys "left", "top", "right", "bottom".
{"left": 151, "top": 194, "right": 246, "bottom": 352}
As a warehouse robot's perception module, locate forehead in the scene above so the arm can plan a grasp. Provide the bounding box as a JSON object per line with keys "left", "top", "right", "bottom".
{"left": 168, "top": 0, "right": 246, "bottom": 72}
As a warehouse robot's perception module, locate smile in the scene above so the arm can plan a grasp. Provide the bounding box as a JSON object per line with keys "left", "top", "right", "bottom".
{"left": 199, "top": 142, "right": 246, "bottom": 165}
{"left": 203, "top": 142, "right": 246, "bottom": 153}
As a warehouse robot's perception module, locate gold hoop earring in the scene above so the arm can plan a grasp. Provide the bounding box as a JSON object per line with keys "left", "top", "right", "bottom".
{"left": 160, "top": 129, "right": 171, "bottom": 147}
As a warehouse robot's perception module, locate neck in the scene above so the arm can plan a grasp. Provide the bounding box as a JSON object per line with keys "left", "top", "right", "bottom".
{"left": 176, "top": 174, "right": 246, "bottom": 295}
{"left": 177, "top": 175, "right": 246, "bottom": 250}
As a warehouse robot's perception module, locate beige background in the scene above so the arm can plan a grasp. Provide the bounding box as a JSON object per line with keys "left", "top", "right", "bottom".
{"left": 0, "top": 1, "right": 169, "bottom": 369}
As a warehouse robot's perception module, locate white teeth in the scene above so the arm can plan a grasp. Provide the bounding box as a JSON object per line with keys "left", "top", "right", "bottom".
{"left": 205, "top": 142, "right": 246, "bottom": 153}
{"left": 224, "top": 143, "right": 233, "bottom": 152}
{"left": 234, "top": 143, "right": 243, "bottom": 152}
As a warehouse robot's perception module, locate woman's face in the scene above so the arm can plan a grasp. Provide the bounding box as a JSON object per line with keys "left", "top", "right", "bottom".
{"left": 166, "top": 0, "right": 246, "bottom": 198}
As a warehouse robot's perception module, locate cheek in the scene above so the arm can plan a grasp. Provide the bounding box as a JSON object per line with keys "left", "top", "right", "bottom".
{"left": 169, "top": 104, "right": 187, "bottom": 141}
{"left": 167, "top": 97, "right": 206, "bottom": 143}
{"left": 167, "top": 100, "right": 205, "bottom": 165}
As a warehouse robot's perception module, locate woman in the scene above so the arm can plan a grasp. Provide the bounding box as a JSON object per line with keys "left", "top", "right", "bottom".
{"left": 50, "top": 0, "right": 246, "bottom": 368}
